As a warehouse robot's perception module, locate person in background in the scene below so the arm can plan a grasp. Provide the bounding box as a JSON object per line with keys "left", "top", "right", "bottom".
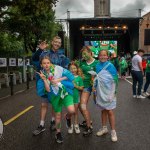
{"left": 110, "top": 52, "right": 119, "bottom": 72}
{"left": 142, "top": 58, "right": 147, "bottom": 77}
{"left": 127, "top": 57, "right": 132, "bottom": 76}
{"left": 133, "top": 51, "right": 137, "bottom": 56}
{"left": 143, "top": 57, "right": 150, "bottom": 97}
{"left": 131, "top": 49, "right": 145, "bottom": 99}
{"left": 119, "top": 57, "right": 128, "bottom": 79}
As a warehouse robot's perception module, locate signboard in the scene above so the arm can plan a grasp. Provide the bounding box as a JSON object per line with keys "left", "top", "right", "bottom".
{"left": 9, "top": 58, "right": 16, "bottom": 66}
{"left": 26, "top": 59, "right": 30, "bottom": 66}
{"left": 18, "top": 58, "right": 23, "bottom": 66}
{"left": 0, "top": 58, "right": 7, "bottom": 67}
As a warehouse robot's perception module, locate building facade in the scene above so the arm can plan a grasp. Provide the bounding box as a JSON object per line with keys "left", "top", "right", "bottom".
{"left": 94, "top": 0, "right": 110, "bottom": 17}
{"left": 139, "top": 12, "right": 150, "bottom": 53}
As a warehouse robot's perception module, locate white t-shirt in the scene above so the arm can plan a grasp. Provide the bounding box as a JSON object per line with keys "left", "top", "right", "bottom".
{"left": 131, "top": 54, "right": 142, "bottom": 71}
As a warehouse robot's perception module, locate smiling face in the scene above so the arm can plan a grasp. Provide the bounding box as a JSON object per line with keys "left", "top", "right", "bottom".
{"left": 41, "top": 58, "right": 51, "bottom": 71}
{"left": 82, "top": 50, "right": 92, "bottom": 61}
{"left": 51, "top": 37, "right": 61, "bottom": 51}
{"left": 69, "top": 64, "right": 78, "bottom": 75}
{"left": 98, "top": 50, "right": 109, "bottom": 62}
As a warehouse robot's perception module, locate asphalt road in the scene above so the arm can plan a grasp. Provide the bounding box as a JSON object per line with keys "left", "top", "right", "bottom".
{"left": 0, "top": 79, "right": 150, "bottom": 150}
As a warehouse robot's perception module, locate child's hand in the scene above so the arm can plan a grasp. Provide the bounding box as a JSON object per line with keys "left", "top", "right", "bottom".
{"left": 36, "top": 71, "right": 46, "bottom": 81}
{"left": 92, "top": 87, "right": 96, "bottom": 92}
{"left": 73, "top": 81, "right": 77, "bottom": 88}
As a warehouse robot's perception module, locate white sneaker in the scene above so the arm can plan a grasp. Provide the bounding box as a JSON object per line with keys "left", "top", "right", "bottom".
{"left": 133, "top": 95, "right": 137, "bottom": 98}
{"left": 74, "top": 124, "right": 80, "bottom": 134}
{"left": 143, "top": 92, "right": 149, "bottom": 97}
{"left": 137, "top": 95, "right": 146, "bottom": 99}
{"left": 68, "top": 124, "right": 73, "bottom": 134}
{"left": 111, "top": 130, "right": 118, "bottom": 142}
{"left": 96, "top": 127, "right": 108, "bottom": 136}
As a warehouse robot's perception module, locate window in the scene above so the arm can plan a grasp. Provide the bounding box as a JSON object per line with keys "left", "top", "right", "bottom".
{"left": 144, "top": 29, "right": 150, "bottom": 45}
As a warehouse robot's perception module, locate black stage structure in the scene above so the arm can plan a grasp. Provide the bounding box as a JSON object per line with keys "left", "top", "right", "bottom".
{"left": 68, "top": 17, "right": 141, "bottom": 59}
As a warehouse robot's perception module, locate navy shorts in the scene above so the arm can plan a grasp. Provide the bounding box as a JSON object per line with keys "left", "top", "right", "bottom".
{"left": 83, "top": 87, "right": 92, "bottom": 94}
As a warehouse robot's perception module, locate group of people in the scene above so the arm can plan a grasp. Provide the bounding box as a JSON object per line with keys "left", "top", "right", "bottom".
{"left": 32, "top": 36, "right": 118, "bottom": 144}
{"left": 109, "top": 52, "right": 128, "bottom": 79}
{"left": 109, "top": 49, "right": 150, "bottom": 99}
{"left": 131, "top": 49, "right": 150, "bottom": 98}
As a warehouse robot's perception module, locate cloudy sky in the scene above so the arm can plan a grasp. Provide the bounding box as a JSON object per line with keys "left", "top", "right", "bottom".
{"left": 54, "top": 0, "right": 150, "bottom": 19}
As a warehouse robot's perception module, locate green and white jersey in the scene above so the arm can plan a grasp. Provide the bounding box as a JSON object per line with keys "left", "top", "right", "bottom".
{"left": 146, "top": 60, "right": 150, "bottom": 72}
{"left": 80, "top": 59, "right": 98, "bottom": 88}
{"left": 73, "top": 76, "right": 84, "bottom": 103}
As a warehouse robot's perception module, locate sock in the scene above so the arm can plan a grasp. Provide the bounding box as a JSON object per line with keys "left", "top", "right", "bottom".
{"left": 51, "top": 117, "right": 55, "bottom": 122}
{"left": 103, "top": 126, "right": 107, "bottom": 129}
{"left": 111, "top": 130, "right": 116, "bottom": 134}
{"left": 40, "top": 120, "right": 45, "bottom": 127}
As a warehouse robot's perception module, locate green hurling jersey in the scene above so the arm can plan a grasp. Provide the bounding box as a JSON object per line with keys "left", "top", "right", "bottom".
{"left": 73, "top": 76, "right": 84, "bottom": 101}
{"left": 146, "top": 60, "right": 150, "bottom": 72}
{"left": 80, "top": 59, "right": 98, "bottom": 88}
{"left": 91, "top": 46, "right": 100, "bottom": 58}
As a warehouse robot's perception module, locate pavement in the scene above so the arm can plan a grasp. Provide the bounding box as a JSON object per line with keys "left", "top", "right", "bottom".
{"left": 0, "top": 80, "right": 36, "bottom": 99}
{"left": 0, "top": 79, "right": 150, "bottom": 150}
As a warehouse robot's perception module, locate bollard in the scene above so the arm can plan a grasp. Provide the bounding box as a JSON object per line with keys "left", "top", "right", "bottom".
{"left": 30, "top": 72, "right": 34, "bottom": 81}
{"left": 29, "top": 66, "right": 34, "bottom": 81}
{"left": 13, "top": 73, "right": 16, "bottom": 85}
{"left": 4, "top": 74, "right": 9, "bottom": 87}
{"left": 26, "top": 71, "right": 29, "bottom": 89}
{"left": 9, "top": 73, "right": 14, "bottom": 95}
{"left": 18, "top": 72, "right": 22, "bottom": 84}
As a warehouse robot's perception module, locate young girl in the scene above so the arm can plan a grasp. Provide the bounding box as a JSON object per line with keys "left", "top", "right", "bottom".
{"left": 68, "top": 62, "right": 84, "bottom": 134}
{"left": 37, "top": 56, "right": 75, "bottom": 144}
{"left": 94, "top": 50, "right": 118, "bottom": 142}
{"left": 79, "top": 46, "right": 98, "bottom": 136}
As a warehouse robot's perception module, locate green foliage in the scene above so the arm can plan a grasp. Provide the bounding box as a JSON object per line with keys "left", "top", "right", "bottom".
{"left": 0, "top": 0, "right": 61, "bottom": 55}
{"left": 0, "top": 33, "right": 23, "bottom": 51}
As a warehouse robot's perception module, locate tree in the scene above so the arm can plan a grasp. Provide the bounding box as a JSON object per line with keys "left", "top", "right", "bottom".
{"left": 0, "top": 0, "right": 61, "bottom": 54}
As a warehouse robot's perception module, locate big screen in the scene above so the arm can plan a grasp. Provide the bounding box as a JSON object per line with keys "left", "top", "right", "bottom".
{"left": 84, "top": 40, "right": 117, "bottom": 58}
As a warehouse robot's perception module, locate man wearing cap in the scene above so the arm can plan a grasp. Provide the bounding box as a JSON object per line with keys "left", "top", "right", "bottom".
{"left": 131, "top": 49, "right": 145, "bottom": 99}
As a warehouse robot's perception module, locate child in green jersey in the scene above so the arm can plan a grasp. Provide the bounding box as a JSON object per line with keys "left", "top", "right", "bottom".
{"left": 37, "top": 56, "right": 75, "bottom": 144}
{"left": 68, "top": 62, "right": 84, "bottom": 134}
{"left": 79, "top": 46, "right": 98, "bottom": 136}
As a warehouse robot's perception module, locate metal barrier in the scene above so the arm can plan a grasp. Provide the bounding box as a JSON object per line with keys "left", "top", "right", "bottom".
{"left": 18, "top": 72, "right": 22, "bottom": 84}
{"left": 26, "top": 71, "right": 29, "bottom": 89}
{"left": 9, "top": 73, "right": 14, "bottom": 95}
{"left": 12, "top": 73, "right": 16, "bottom": 85}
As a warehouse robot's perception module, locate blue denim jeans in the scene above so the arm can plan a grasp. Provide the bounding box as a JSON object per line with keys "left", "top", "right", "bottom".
{"left": 144, "top": 72, "right": 150, "bottom": 92}
{"left": 83, "top": 87, "right": 92, "bottom": 94}
{"left": 131, "top": 70, "right": 143, "bottom": 95}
